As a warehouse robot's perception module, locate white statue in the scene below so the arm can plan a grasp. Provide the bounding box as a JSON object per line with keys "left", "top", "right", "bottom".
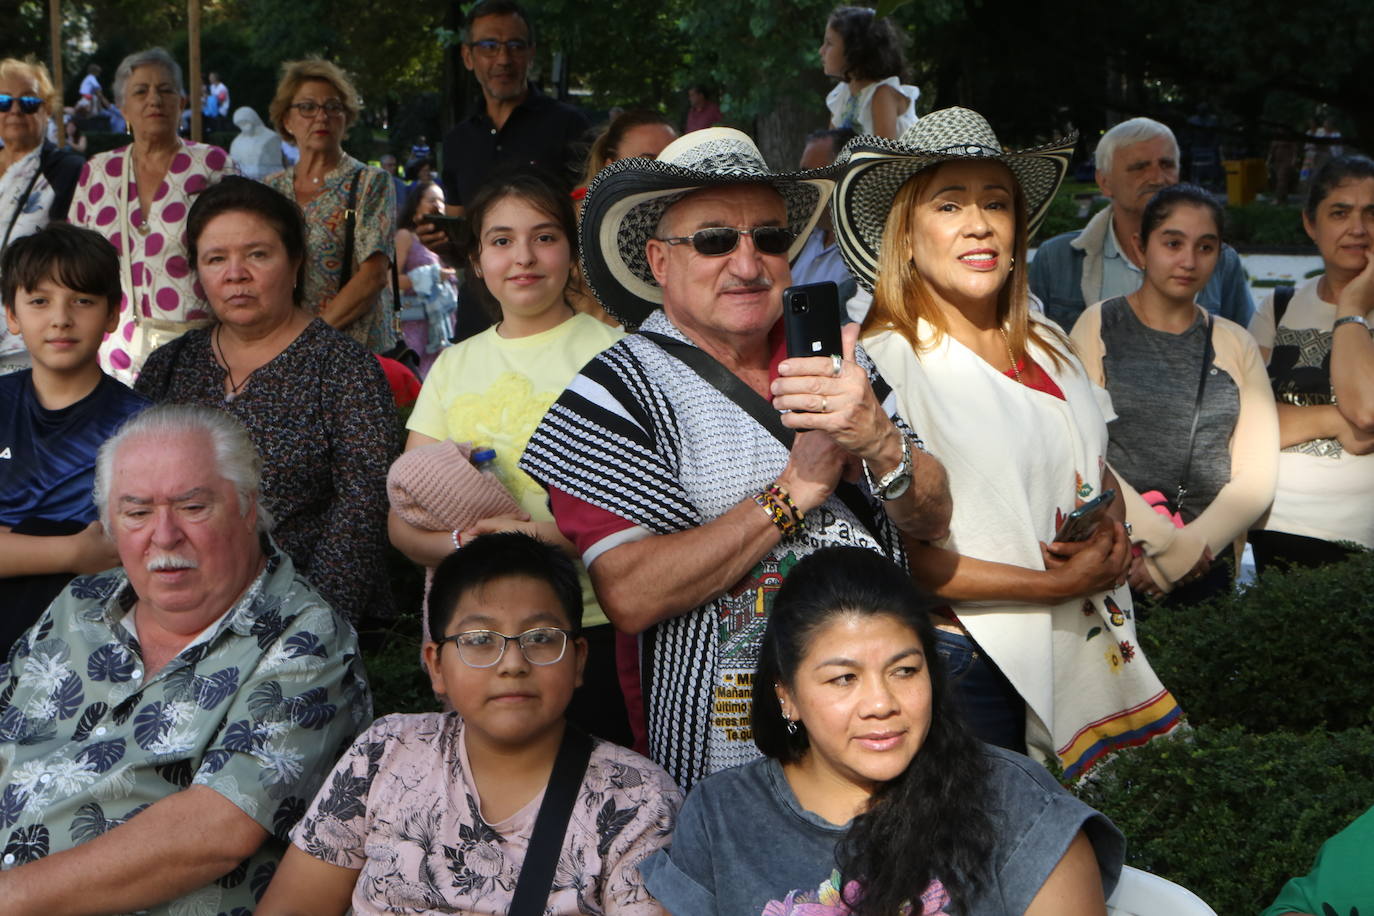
{"left": 229, "top": 107, "right": 284, "bottom": 181}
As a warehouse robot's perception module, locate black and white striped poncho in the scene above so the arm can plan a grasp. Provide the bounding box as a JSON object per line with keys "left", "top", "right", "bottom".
{"left": 521, "top": 312, "right": 905, "bottom": 789}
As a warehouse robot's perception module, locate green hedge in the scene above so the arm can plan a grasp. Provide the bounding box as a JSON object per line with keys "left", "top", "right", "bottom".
{"left": 1139, "top": 553, "right": 1374, "bottom": 733}
{"left": 1076, "top": 726, "right": 1374, "bottom": 916}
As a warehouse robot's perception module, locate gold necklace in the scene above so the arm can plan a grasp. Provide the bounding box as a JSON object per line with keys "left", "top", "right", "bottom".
{"left": 1000, "top": 327, "right": 1023, "bottom": 384}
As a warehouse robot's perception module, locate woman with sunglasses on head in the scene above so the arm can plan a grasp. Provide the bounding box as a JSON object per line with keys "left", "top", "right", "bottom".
{"left": 1070, "top": 185, "right": 1278, "bottom": 604}
{"left": 0, "top": 57, "right": 86, "bottom": 372}
{"left": 834, "top": 109, "right": 1181, "bottom": 777}
{"left": 391, "top": 170, "right": 630, "bottom": 744}
{"left": 642, "top": 546, "right": 1125, "bottom": 915}
{"left": 70, "top": 48, "right": 237, "bottom": 384}
{"left": 265, "top": 59, "right": 397, "bottom": 354}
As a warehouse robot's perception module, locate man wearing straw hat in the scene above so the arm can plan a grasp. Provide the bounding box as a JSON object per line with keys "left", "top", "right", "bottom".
{"left": 520, "top": 127, "right": 952, "bottom": 788}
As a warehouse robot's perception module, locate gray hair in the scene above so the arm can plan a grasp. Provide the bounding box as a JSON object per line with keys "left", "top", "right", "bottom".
{"left": 93, "top": 404, "right": 274, "bottom": 534}
{"left": 113, "top": 48, "right": 185, "bottom": 106}
{"left": 1094, "top": 117, "right": 1179, "bottom": 173}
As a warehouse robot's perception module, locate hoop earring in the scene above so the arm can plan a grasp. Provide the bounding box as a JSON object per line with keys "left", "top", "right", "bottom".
{"left": 1009, "top": 255, "right": 1016, "bottom": 272}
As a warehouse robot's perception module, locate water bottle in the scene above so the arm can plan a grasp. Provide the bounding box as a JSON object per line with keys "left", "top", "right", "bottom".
{"left": 471, "top": 447, "right": 499, "bottom": 479}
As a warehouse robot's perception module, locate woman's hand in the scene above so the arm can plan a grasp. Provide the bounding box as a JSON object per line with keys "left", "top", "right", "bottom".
{"left": 1128, "top": 554, "right": 1160, "bottom": 598}
{"left": 1039, "top": 518, "right": 1131, "bottom": 601}
{"left": 1336, "top": 249, "right": 1374, "bottom": 320}
{"left": 459, "top": 513, "right": 536, "bottom": 543}
{"left": 772, "top": 323, "right": 894, "bottom": 465}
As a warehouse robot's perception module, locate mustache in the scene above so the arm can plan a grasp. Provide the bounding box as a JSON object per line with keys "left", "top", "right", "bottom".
{"left": 147, "top": 552, "right": 198, "bottom": 572}
{"left": 722, "top": 274, "right": 774, "bottom": 291}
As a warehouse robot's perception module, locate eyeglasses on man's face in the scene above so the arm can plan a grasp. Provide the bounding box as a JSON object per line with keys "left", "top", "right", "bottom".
{"left": 289, "top": 100, "right": 347, "bottom": 118}
{"left": 436, "top": 626, "right": 575, "bottom": 668}
{"left": 467, "top": 39, "right": 531, "bottom": 56}
{"left": 656, "top": 225, "right": 795, "bottom": 257}
{"left": 0, "top": 95, "right": 43, "bottom": 115}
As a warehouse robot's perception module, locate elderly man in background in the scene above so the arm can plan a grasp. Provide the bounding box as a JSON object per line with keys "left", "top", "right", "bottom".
{"left": 1029, "top": 116, "right": 1254, "bottom": 330}
{"left": 0, "top": 404, "right": 370, "bottom": 916}
{"left": 520, "top": 128, "right": 951, "bottom": 789}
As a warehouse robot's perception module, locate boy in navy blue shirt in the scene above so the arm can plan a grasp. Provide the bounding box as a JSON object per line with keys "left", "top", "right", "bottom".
{"left": 0, "top": 223, "right": 148, "bottom": 655}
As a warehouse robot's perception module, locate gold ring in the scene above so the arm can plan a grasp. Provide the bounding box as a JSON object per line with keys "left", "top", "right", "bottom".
{"left": 821, "top": 396, "right": 829, "bottom": 412}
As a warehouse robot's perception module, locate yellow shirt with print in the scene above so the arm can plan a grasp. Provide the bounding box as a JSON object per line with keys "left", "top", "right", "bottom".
{"left": 407, "top": 313, "right": 623, "bottom": 627}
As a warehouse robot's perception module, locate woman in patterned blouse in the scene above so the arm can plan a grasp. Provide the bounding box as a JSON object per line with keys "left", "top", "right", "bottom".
{"left": 135, "top": 176, "right": 399, "bottom": 623}
{"left": 265, "top": 59, "right": 397, "bottom": 353}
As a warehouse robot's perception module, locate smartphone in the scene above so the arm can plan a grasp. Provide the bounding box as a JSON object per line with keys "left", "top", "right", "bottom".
{"left": 422, "top": 213, "right": 467, "bottom": 248}
{"left": 1054, "top": 489, "right": 1118, "bottom": 543}
{"left": 783, "top": 281, "right": 844, "bottom": 360}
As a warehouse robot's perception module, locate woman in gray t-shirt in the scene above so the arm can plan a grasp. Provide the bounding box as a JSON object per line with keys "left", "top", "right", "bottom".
{"left": 641, "top": 547, "right": 1124, "bottom": 915}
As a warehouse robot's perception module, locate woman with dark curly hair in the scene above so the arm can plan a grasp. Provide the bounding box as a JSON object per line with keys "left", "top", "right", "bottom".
{"left": 641, "top": 546, "right": 1124, "bottom": 915}
{"left": 819, "top": 5, "right": 920, "bottom": 139}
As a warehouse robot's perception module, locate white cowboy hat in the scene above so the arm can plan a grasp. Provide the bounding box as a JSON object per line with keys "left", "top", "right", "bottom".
{"left": 579, "top": 127, "right": 836, "bottom": 325}
{"left": 833, "top": 107, "right": 1076, "bottom": 291}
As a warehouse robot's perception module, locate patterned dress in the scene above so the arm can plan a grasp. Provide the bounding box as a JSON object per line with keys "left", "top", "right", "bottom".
{"left": 266, "top": 156, "right": 397, "bottom": 353}
{"left": 292, "top": 712, "right": 681, "bottom": 915}
{"left": 0, "top": 539, "right": 372, "bottom": 916}
{"left": 134, "top": 319, "right": 401, "bottom": 622}
{"left": 71, "top": 139, "right": 237, "bottom": 383}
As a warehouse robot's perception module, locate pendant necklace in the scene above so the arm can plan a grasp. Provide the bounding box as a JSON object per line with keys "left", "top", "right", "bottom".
{"left": 215, "top": 324, "right": 252, "bottom": 403}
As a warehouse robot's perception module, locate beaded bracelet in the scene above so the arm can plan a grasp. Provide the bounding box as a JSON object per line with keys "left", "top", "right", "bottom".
{"left": 451, "top": 529, "right": 462, "bottom": 551}
{"left": 766, "top": 484, "right": 805, "bottom": 529}
{"left": 754, "top": 490, "right": 799, "bottom": 538}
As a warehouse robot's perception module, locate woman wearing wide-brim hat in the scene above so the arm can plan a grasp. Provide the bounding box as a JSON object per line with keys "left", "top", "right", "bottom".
{"left": 833, "top": 107, "right": 1183, "bottom": 778}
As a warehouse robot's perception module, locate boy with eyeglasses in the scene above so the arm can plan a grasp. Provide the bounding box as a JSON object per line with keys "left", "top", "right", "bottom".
{"left": 257, "top": 532, "right": 681, "bottom": 916}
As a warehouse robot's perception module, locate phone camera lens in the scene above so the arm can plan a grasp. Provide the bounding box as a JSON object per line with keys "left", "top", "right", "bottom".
{"left": 792, "top": 294, "right": 809, "bottom": 314}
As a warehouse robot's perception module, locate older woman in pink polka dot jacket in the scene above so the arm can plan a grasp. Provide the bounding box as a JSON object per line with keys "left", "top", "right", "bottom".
{"left": 71, "top": 47, "right": 238, "bottom": 384}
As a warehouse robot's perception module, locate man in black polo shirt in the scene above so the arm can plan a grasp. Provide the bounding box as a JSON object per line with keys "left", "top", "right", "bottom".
{"left": 430, "top": 0, "right": 590, "bottom": 339}
{"left": 440, "top": 0, "right": 590, "bottom": 212}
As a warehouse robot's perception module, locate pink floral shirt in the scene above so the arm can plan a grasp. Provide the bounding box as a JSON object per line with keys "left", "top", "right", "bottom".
{"left": 293, "top": 713, "right": 682, "bottom": 915}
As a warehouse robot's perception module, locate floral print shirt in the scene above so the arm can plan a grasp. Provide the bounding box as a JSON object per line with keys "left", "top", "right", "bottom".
{"left": 71, "top": 139, "right": 238, "bottom": 383}
{"left": 292, "top": 712, "right": 682, "bottom": 915}
{"left": 0, "top": 539, "right": 372, "bottom": 916}
{"left": 266, "top": 156, "right": 397, "bottom": 353}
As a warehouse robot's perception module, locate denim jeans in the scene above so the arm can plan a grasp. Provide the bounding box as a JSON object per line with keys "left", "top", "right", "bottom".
{"left": 934, "top": 629, "right": 1027, "bottom": 754}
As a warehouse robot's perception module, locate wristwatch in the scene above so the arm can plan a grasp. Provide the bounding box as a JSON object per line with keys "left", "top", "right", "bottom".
{"left": 863, "top": 434, "right": 914, "bottom": 501}
{"left": 1333, "top": 315, "right": 1370, "bottom": 332}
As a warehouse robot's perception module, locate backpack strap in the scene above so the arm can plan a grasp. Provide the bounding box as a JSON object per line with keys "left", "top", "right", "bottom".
{"left": 506, "top": 725, "right": 594, "bottom": 916}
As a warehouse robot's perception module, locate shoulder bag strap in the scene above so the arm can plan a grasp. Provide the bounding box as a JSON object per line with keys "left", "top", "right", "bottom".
{"left": 639, "top": 331, "right": 880, "bottom": 541}
{"left": 340, "top": 169, "right": 362, "bottom": 285}
{"left": 2, "top": 157, "right": 46, "bottom": 252}
{"left": 507, "top": 725, "right": 594, "bottom": 916}
{"left": 1175, "top": 312, "right": 1214, "bottom": 515}
{"left": 1273, "top": 285, "right": 1296, "bottom": 327}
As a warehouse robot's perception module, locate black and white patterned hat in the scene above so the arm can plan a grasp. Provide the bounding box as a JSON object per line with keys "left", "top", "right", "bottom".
{"left": 833, "top": 107, "right": 1076, "bottom": 291}
{"left": 580, "top": 127, "right": 836, "bottom": 325}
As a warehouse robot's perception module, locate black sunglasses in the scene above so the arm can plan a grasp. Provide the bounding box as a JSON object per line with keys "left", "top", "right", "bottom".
{"left": 657, "top": 226, "right": 794, "bottom": 257}
{"left": 0, "top": 95, "right": 44, "bottom": 115}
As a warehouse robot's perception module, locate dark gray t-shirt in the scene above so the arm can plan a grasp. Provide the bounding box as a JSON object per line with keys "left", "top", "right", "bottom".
{"left": 641, "top": 745, "right": 1124, "bottom": 915}
{"left": 1100, "top": 297, "right": 1238, "bottom": 521}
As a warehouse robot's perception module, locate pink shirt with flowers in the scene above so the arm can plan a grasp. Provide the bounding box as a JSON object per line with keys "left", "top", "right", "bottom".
{"left": 71, "top": 139, "right": 237, "bottom": 383}
{"left": 293, "top": 712, "right": 682, "bottom": 915}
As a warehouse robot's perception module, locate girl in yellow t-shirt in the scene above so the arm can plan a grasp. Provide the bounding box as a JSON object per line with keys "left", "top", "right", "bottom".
{"left": 390, "top": 171, "right": 626, "bottom": 742}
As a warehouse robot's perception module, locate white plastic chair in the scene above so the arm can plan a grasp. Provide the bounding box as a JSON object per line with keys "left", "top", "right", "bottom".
{"left": 1105, "top": 865, "right": 1217, "bottom": 916}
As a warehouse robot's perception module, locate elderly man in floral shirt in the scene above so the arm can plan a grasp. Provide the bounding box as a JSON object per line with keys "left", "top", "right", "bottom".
{"left": 0, "top": 404, "right": 371, "bottom": 915}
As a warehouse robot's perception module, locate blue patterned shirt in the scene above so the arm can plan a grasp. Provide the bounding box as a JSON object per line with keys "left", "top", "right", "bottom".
{"left": 0, "top": 538, "right": 372, "bottom": 915}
